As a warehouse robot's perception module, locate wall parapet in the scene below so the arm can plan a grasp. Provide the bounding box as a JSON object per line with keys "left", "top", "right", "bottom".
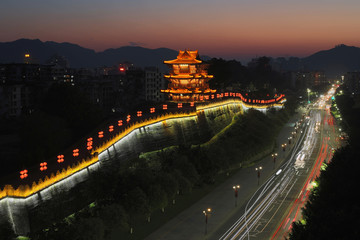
{"left": 0, "top": 93, "right": 286, "bottom": 200}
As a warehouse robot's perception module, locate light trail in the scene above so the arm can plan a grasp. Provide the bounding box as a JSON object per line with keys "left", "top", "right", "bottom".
{"left": 219, "top": 110, "right": 322, "bottom": 240}
{"left": 271, "top": 93, "right": 339, "bottom": 239}
{"left": 219, "top": 110, "right": 318, "bottom": 240}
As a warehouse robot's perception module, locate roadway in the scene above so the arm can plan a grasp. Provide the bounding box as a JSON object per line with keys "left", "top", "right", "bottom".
{"left": 215, "top": 88, "right": 340, "bottom": 240}
{"left": 146, "top": 109, "right": 307, "bottom": 240}
{"left": 269, "top": 101, "right": 340, "bottom": 239}
{"left": 145, "top": 88, "right": 340, "bottom": 240}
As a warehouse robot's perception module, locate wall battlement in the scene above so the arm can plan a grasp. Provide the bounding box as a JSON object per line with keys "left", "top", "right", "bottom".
{"left": 0, "top": 94, "right": 285, "bottom": 235}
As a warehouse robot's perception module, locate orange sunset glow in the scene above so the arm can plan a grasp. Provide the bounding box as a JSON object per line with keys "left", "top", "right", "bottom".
{"left": 1, "top": 0, "right": 360, "bottom": 61}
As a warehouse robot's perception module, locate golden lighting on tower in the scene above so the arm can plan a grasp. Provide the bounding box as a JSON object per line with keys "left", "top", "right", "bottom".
{"left": 161, "top": 49, "right": 216, "bottom": 102}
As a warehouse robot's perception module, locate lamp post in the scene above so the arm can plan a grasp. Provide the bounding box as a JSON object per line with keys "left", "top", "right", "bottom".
{"left": 255, "top": 166, "right": 262, "bottom": 185}
{"left": 233, "top": 185, "right": 240, "bottom": 207}
{"left": 271, "top": 153, "right": 278, "bottom": 169}
{"left": 307, "top": 88, "right": 311, "bottom": 104}
{"left": 282, "top": 143, "right": 287, "bottom": 152}
{"left": 288, "top": 136, "right": 292, "bottom": 144}
{"left": 203, "top": 208, "right": 212, "bottom": 235}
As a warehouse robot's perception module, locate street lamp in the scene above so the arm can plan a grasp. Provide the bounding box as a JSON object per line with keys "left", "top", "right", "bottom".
{"left": 271, "top": 153, "right": 278, "bottom": 169}
{"left": 307, "top": 88, "right": 311, "bottom": 104}
{"left": 232, "top": 185, "right": 240, "bottom": 207}
{"left": 282, "top": 143, "right": 287, "bottom": 152}
{"left": 288, "top": 136, "right": 292, "bottom": 144}
{"left": 203, "top": 208, "right": 211, "bottom": 235}
{"left": 255, "top": 166, "right": 262, "bottom": 185}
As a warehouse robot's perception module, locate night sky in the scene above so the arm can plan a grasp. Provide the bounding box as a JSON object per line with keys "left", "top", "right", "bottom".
{"left": 1, "top": 0, "right": 360, "bottom": 61}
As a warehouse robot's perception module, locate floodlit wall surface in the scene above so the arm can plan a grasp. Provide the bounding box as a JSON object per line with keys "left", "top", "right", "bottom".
{"left": 0, "top": 97, "right": 285, "bottom": 235}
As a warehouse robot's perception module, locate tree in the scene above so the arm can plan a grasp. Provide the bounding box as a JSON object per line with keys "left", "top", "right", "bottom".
{"left": 173, "top": 170, "right": 192, "bottom": 195}
{"left": 147, "top": 185, "right": 168, "bottom": 221}
{"left": 122, "top": 187, "right": 150, "bottom": 232}
{"left": 289, "top": 146, "right": 360, "bottom": 240}
{"left": 73, "top": 217, "right": 105, "bottom": 240}
{"left": 173, "top": 155, "right": 199, "bottom": 184}
{"left": 156, "top": 173, "right": 178, "bottom": 203}
{"left": 0, "top": 221, "right": 15, "bottom": 240}
{"left": 97, "top": 204, "right": 128, "bottom": 235}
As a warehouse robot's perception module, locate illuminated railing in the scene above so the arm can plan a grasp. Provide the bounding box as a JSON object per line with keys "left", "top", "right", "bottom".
{"left": 0, "top": 156, "right": 98, "bottom": 199}
{"left": 0, "top": 93, "right": 285, "bottom": 200}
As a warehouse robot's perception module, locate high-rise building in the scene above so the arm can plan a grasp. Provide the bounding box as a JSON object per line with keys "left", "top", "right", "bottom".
{"left": 145, "top": 67, "right": 166, "bottom": 102}
{"left": 161, "top": 50, "right": 216, "bottom": 102}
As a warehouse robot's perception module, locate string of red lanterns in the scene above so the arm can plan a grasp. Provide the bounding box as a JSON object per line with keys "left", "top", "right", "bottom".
{"left": 23, "top": 92, "right": 285, "bottom": 182}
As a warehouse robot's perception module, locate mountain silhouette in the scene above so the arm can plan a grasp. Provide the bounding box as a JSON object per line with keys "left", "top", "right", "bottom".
{"left": 1, "top": 39, "right": 359, "bottom": 77}
{"left": 303, "top": 44, "right": 360, "bottom": 77}
{"left": 0, "top": 39, "right": 179, "bottom": 70}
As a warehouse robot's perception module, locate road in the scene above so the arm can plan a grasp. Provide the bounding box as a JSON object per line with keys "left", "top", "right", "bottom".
{"left": 145, "top": 88, "right": 340, "bottom": 240}
{"left": 146, "top": 114, "right": 303, "bottom": 240}
{"left": 216, "top": 88, "right": 340, "bottom": 240}
{"left": 269, "top": 100, "right": 340, "bottom": 239}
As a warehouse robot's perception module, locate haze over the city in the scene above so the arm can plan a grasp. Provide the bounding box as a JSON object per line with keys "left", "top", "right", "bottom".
{"left": 2, "top": 0, "right": 360, "bottom": 61}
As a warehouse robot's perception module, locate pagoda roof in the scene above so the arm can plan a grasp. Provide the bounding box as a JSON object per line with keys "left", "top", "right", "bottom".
{"left": 164, "top": 74, "right": 213, "bottom": 79}
{"left": 164, "top": 50, "right": 202, "bottom": 64}
{"left": 161, "top": 89, "right": 216, "bottom": 94}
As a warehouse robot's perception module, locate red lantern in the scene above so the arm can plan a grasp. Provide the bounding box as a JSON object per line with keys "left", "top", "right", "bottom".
{"left": 73, "top": 149, "right": 79, "bottom": 157}
{"left": 109, "top": 125, "right": 114, "bottom": 132}
{"left": 225, "top": 92, "right": 229, "bottom": 97}
{"left": 177, "top": 103, "right": 182, "bottom": 108}
{"left": 40, "top": 162, "right": 48, "bottom": 171}
{"left": 205, "top": 95, "right": 209, "bottom": 100}
{"left": 137, "top": 111, "right": 142, "bottom": 117}
{"left": 98, "top": 131, "right": 104, "bottom": 138}
{"left": 126, "top": 115, "right": 131, "bottom": 122}
{"left": 20, "top": 169, "right": 28, "bottom": 179}
{"left": 190, "top": 102, "right": 194, "bottom": 107}
{"left": 87, "top": 137, "right": 93, "bottom": 150}
{"left": 150, "top": 107, "right": 155, "bottom": 113}
{"left": 57, "top": 155, "right": 64, "bottom": 163}
{"left": 200, "top": 96, "right": 204, "bottom": 101}
{"left": 163, "top": 105, "right": 167, "bottom": 110}
{"left": 211, "top": 95, "right": 214, "bottom": 99}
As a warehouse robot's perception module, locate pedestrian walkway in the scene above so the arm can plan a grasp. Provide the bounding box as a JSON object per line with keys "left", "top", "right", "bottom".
{"left": 145, "top": 111, "right": 302, "bottom": 240}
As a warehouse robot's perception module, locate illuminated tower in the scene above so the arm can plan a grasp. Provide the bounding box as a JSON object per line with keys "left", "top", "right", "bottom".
{"left": 161, "top": 50, "right": 216, "bottom": 102}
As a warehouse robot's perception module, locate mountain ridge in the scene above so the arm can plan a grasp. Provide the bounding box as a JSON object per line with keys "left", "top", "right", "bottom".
{"left": 1, "top": 39, "right": 359, "bottom": 77}
{"left": 302, "top": 44, "right": 360, "bottom": 77}
{"left": 0, "top": 39, "right": 179, "bottom": 69}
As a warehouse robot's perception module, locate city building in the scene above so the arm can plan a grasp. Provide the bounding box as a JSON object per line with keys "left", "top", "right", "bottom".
{"left": 161, "top": 50, "right": 216, "bottom": 102}
{"left": 288, "top": 71, "right": 327, "bottom": 89}
{"left": 145, "top": 67, "right": 166, "bottom": 102}
{"left": 0, "top": 63, "right": 53, "bottom": 117}
{"left": 344, "top": 72, "right": 360, "bottom": 94}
